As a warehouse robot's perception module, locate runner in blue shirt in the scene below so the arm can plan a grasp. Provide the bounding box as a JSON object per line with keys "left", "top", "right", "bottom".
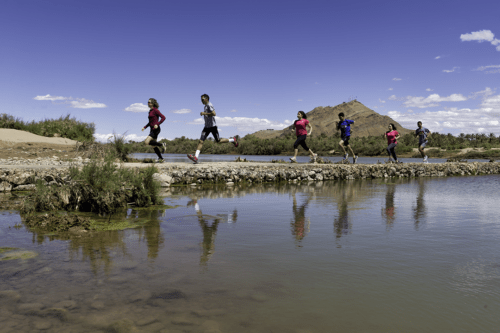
{"left": 415, "top": 121, "right": 431, "bottom": 163}
{"left": 336, "top": 112, "right": 358, "bottom": 164}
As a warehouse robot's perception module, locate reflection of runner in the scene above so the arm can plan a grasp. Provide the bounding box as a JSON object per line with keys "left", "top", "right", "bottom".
{"left": 382, "top": 184, "right": 396, "bottom": 229}
{"left": 291, "top": 192, "right": 311, "bottom": 242}
{"left": 188, "top": 198, "right": 220, "bottom": 265}
{"left": 413, "top": 178, "right": 426, "bottom": 230}
{"left": 415, "top": 121, "right": 431, "bottom": 163}
{"left": 141, "top": 98, "right": 166, "bottom": 162}
{"left": 289, "top": 111, "right": 317, "bottom": 163}
{"left": 384, "top": 123, "right": 400, "bottom": 163}
{"left": 336, "top": 112, "right": 358, "bottom": 164}
{"left": 187, "top": 94, "right": 238, "bottom": 164}
{"left": 137, "top": 209, "right": 165, "bottom": 259}
{"left": 334, "top": 185, "right": 351, "bottom": 239}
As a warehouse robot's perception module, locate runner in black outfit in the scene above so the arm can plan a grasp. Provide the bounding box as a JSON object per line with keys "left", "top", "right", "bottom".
{"left": 141, "top": 98, "right": 166, "bottom": 162}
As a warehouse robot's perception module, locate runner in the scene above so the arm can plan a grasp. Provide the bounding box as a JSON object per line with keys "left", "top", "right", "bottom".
{"left": 384, "top": 123, "right": 401, "bottom": 163}
{"left": 141, "top": 98, "right": 166, "bottom": 162}
{"left": 290, "top": 111, "right": 317, "bottom": 163}
{"left": 336, "top": 112, "right": 358, "bottom": 164}
{"left": 187, "top": 94, "right": 238, "bottom": 164}
{"left": 415, "top": 121, "right": 431, "bottom": 163}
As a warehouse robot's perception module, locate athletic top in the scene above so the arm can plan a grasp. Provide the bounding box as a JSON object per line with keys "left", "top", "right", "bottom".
{"left": 415, "top": 127, "right": 430, "bottom": 145}
{"left": 203, "top": 102, "right": 216, "bottom": 128}
{"left": 143, "top": 108, "right": 166, "bottom": 130}
{"left": 386, "top": 130, "right": 399, "bottom": 144}
{"left": 294, "top": 119, "right": 309, "bottom": 136}
{"left": 338, "top": 119, "right": 354, "bottom": 138}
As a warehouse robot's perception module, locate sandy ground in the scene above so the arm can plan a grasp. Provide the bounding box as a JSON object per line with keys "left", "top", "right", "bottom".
{"left": 0, "top": 129, "right": 78, "bottom": 159}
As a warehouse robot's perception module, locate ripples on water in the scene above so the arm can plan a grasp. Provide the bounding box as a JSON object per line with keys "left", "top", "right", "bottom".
{"left": 1, "top": 176, "right": 499, "bottom": 332}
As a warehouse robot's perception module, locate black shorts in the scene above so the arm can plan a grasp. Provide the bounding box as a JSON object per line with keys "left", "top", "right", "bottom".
{"left": 294, "top": 135, "right": 309, "bottom": 151}
{"left": 341, "top": 136, "right": 350, "bottom": 146}
{"left": 200, "top": 126, "right": 220, "bottom": 142}
{"left": 148, "top": 127, "right": 161, "bottom": 140}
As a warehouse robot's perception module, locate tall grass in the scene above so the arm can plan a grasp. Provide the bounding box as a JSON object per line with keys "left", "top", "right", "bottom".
{"left": 21, "top": 155, "right": 162, "bottom": 216}
{"left": 0, "top": 113, "right": 95, "bottom": 142}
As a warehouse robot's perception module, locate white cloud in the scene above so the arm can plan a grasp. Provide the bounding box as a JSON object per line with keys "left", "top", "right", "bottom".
{"left": 387, "top": 93, "right": 500, "bottom": 134}
{"left": 460, "top": 30, "right": 500, "bottom": 52}
{"left": 230, "top": 109, "right": 238, "bottom": 112}
{"left": 188, "top": 116, "right": 293, "bottom": 132}
{"left": 379, "top": 98, "right": 386, "bottom": 103}
{"left": 124, "top": 103, "right": 149, "bottom": 112}
{"left": 93, "top": 133, "right": 169, "bottom": 143}
{"left": 172, "top": 108, "right": 191, "bottom": 114}
{"left": 435, "top": 56, "right": 441, "bottom": 59}
{"left": 392, "top": 78, "right": 402, "bottom": 81}
{"left": 69, "top": 98, "right": 106, "bottom": 109}
{"left": 460, "top": 30, "right": 495, "bottom": 42}
{"left": 475, "top": 64, "right": 500, "bottom": 74}
{"left": 297, "top": 99, "right": 303, "bottom": 102}
{"left": 469, "top": 87, "right": 494, "bottom": 99}
{"left": 34, "top": 94, "right": 107, "bottom": 108}
{"left": 34, "top": 94, "right": 67, "bottom": 101}
{"left": 403, "top": 93, "right": 467, "bottom": 108}
{"left": 388, "top": 88, "right": 393, "bottom": 91}
{"left": 388, "top": 95, "right": 398, "bottom": 100}
{"left": 443, "top": 67, "right": 459, "bottom": 73}
{"left": 426, "top": 88, "right": 433, "bottom": 91}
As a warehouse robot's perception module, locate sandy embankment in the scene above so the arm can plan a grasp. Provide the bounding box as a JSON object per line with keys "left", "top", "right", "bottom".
{"left": 0, "top": 129, "right": 79, "bottom": 160}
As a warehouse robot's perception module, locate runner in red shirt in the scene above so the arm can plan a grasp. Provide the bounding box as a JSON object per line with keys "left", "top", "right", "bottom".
{"left": 289, "top": 111, "right": 317, "bottom": 163}
{"left": 384, "top": 123, "right": 401, "bottom": 163}
{"left": 141, "top": 98, "right": 166, "bottom": 162}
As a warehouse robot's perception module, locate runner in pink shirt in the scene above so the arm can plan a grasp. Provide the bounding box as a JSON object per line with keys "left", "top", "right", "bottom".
{"left": 289, "top": 111, "right": 317, "bottom": 163}
{"left": 384, "top": 123, "right": 401, "bottom": 163}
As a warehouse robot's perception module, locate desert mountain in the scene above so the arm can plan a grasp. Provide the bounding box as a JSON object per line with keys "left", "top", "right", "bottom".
{"left": 251, "top": 100, "right": 412, "bottom": 140}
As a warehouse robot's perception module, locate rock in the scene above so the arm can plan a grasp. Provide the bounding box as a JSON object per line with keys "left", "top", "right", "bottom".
{"left": 53, "top": 300, "right": 77, "bottom": 310}
{"left": 90, "top": 301, "right": 105, "bottom": 310}
{"left": 0, "top": 250, "right": 38, "bottom": 261}
{"left": 34, "top": 320, "right": 53, "bottom": 330}
{"left": 0, "top": 181, "right": 12, "bottom": 192}
{"left": 18, "top": 302, "right": 45, "bottom": 314}
{"left": 0, "top": 290, "right": 21, "bottom": 303}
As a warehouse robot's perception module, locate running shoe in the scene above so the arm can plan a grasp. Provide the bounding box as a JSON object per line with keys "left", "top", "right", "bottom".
{"left": 290, "top": 157, "right": 297, "bottom": 163}
{"left": 157, "top": 158, "right": 165, "bottom": 163}
{"left": 353, "top": 156, "right": 358, "bottom": 164}
{"left": 312, "top": 153, "right": 318, "bottom": 162}
{"left": 161, "top": 142, "right": 166, "bottom": 153}
{"left": 423, "top": 155, "right": 428, "bottom": 162}
{"left": 343, "top": 153, "right": 349, "bottom": 160}
{"left": 187, "top": 154, "right": 198, "bottom": 164}
{"left": 232, "top": 137, "right": 239, "bottom": 147}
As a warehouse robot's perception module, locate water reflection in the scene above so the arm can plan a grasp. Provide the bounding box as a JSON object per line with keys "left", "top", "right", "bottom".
{"left": 333, "top": 183, "right": 354, "bottom": 240}
{"left": 187, "top": 198, "right": 220, "bottom": 265}
{"left": 413, "top": 178, "right": 426, "bottom": 230}
{"left": 290, "top": 191, "right": 311, "bottom": 244}
{"left": 382, "top": 183, "right": 396, "bottom": 230}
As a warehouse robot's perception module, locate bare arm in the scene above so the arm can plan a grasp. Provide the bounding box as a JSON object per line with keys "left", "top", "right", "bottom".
{"left": 200, "top": 110, "right": 216, "bottom": 116}
{"left": 306, "top": 123, "right": 312, "bottom": 136}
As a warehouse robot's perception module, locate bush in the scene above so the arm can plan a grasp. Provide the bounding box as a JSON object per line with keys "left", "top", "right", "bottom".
{"left": 21, "top": 158, "right": 162, "bottom": 216}
{"left": 0, "top": 113, "right": 95, "bottom": 142}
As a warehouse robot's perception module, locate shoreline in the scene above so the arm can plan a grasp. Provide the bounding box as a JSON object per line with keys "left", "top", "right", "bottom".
{"left": 1, "top": 157, "right": 499, "bottom": 192}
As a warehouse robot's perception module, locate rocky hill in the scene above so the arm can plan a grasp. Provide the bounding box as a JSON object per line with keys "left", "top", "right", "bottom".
{"left": 251, "top": 100, "right": 412, "bottom": 139}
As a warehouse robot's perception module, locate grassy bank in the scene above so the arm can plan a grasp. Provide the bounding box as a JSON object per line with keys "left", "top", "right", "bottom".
{"left": 0, "top": 113, "right": 95, "bottom": 142}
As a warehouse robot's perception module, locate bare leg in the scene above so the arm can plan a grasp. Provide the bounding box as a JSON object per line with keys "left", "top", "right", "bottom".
{"left": 339, "top": 140, "right": 347, "bottom": 154}
{"left": 218, "top": 138, "right": 229, "bottom": 143}
{"left": 348, "top": 145, "right": 356, "bottom": 157}
{"left": 419, "top": 146, "right": 425, "bottom": 157}
{"left": 293, "top": 148, "right": 299, "bottom": 159}
{"left": 197, "top": 141, "right": 204, "bottom": 151}
{"left": 308, "top": 149, "right": 315, "bottom": 157}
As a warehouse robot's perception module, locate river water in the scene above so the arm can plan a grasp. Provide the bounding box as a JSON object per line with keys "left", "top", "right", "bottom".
{"left": 1, "top": 175, "right": 499, "bottom": 332}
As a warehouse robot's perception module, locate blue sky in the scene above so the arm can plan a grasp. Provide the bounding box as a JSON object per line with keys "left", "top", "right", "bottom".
{"left": 1, "top": 0, "right": 499, "bottom": 142}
